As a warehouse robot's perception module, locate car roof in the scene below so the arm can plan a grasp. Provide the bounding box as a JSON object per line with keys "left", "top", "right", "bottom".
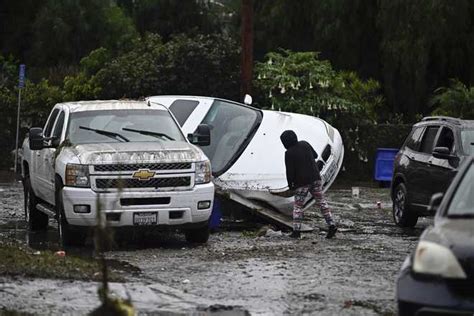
{"left": 57, "top": 100, "right": 168, "bottom": 113}
{"left": 148, "top": 94, "right": 264, "bottom": 110}
{"left": 415, "top": 116, "right": 474, "bottom": 128}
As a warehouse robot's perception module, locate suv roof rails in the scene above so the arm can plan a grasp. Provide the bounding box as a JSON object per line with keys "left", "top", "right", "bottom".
{"left": 421, "top": 116, "right": 462, "bottom": 125}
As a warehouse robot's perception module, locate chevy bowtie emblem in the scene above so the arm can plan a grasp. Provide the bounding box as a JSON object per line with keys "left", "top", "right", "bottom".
{"left": 132, "top": 169, "right": 155, "bottom": 181}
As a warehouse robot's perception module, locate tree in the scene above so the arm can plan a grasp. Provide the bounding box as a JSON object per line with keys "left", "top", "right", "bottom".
{"left": 129, "top": 0, "right": 222, "bottom": 39}
{"left": 254, "top": 50, "right": 383, "bottom": 122}
{"left": 430, "top": 79, "right": 474, "bottom": 119}
{"left": 90, "top": 33, "right": 240, "bottom": 100}
{"left": 30, "top": 0, "right": 138, "bottom": 67}
{"left": 378, "top": 0, "right": 474, "bottom": 119}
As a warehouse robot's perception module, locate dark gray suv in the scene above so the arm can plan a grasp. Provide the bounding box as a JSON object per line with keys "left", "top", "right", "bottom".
{"left": 391, "top": 116, "right": 474, "bottom": 227}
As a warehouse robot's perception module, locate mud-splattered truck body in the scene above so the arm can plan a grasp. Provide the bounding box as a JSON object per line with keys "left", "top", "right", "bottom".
{"left": 21, "top": 100, "right": 214, "bottom": 245}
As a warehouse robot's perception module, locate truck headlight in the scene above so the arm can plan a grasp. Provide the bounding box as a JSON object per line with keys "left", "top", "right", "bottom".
{"left": 195, "top": 160, "right": 211, "bottom": 184}
{"left": 65, "top": 164, "right": 90, "bottom": 188}
{"left": 413, "top": 241, "right": 466, "bottom": 279}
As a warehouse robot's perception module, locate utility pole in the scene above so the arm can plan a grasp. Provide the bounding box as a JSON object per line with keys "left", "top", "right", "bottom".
{"left": 14, "top": 64, "right": 25, "bottom": 175}
{"left": 240, "top": 0, "right": 253, "bottom": 100}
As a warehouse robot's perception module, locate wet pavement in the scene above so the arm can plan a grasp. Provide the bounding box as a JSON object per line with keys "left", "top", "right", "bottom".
{"left": 0, "top": 179, "right": 432, "bottom": 315}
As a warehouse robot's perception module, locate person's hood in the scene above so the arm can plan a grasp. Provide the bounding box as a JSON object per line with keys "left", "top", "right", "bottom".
{"left": 280, "top": 130, "right": 298, "bottom": 149}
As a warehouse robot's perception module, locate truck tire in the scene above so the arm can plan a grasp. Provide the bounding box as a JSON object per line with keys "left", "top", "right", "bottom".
{"left": 392, "top": 182, "right": 418, "bottom": 227}
{"left": 185, "top": 224, "right": 210, "bottom": 244}
{"left": 25, "top": 176, "right": 48, "bottom": 230}
{"left": 56, "top": 188, "right": 87, "bottom": 247}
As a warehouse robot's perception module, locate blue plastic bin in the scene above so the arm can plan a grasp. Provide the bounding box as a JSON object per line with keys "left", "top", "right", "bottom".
{"left": 374, "top": 148, "right": 399, "bottom": 182}
{"left": 209, "top": 196, "right": 222, "bottom": 230}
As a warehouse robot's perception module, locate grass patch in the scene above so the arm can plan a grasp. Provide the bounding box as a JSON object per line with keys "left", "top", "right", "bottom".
{"left": 0, "top": 308, "right": 32, "bottom": 316}
{"left": 241, "top": 230, "right": 258, "bottom": 238}
{"left": 0, "top": 241, "right": 122, "bottom": 281}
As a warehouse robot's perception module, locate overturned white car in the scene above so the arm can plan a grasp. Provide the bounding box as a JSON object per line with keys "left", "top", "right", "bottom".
{"left": 148, "top": 96, "right": 344, "bottom": 218}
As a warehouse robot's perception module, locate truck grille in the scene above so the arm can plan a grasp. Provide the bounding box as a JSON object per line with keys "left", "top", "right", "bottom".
{"left": 93, "top": 163, "right": 192, "bottom": 172}
{"left": 95, "top": 177, "right": 191, "bottom": 189}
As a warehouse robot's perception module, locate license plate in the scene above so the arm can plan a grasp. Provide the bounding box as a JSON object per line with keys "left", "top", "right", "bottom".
{"left": 323, "top": 161, "right": 337, "bottom": 183}
{"left": 133, "top": 212, "right": 158, "bottom": 226}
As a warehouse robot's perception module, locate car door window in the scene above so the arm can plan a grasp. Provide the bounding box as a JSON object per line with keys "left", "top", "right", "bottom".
{"left": 406, "top": 127, "right": 424, "bottom": 151}
{"left": 52, "top": 111, "right": 65, "bottom": 140}
{"left": 169, "top": 100, "right": 199, "bottom": 126}
{"left": 419, "top": 126, "right": 440, "bottom": 154}
{"left": 435, "top": 127, "right": 455, "bottom": 153}
{"left": 43, "top": 109, "right": 60, "bottom": 137}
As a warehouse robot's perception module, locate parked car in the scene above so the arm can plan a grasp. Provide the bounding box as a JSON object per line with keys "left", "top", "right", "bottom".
{"left": 147, "top": 96, "right": 344, "bottom": 216}
{"left": 391, "top": 116, "right": 474, "bottom": 227}
{"left": 22, "top": 100, "right": 214, "bottom": 245}
{"left": 396, "top": 155, "right": 474, "bottom": 316}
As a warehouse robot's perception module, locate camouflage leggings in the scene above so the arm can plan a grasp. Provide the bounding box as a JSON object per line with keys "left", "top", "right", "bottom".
{"left": 293, "top": 180, "right": 334, "bottom": 231}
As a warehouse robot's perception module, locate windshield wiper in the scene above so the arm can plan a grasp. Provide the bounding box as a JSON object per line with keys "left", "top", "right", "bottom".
{"left": 79, "top": 126, "right": 129, "bottom": 142}
{"left": 447, "top": 213, "right": 474, "bottom": 219}
{"left": 122, "top": 127, "right": 175, "bottom": 141}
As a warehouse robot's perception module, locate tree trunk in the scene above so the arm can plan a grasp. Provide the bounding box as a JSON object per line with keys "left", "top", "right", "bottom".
{"left": 240, "top": 0, "right": 253, "bottom": 101}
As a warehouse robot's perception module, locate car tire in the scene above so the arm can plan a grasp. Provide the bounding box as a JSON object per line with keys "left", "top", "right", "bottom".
{"left": 25, "top": 176, "right": 49, "bottom": 231}
{"left": 56, "top": 188, "right": 87, "bottom": 247}
{"left": 185, "top": 224, "right": 210, "bottom": 244}
{"left": 397, "top": 301, "right": 416, "bottom": 316}
{"left": 393, "top": 183, "right": 418, "bottom": 227}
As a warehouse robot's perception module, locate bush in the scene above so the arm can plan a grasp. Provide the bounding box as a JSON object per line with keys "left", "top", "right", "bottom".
{"left": 430, "top": 79, "right": 474, "bottom": 119}
{"left": 93, "top": 33, "right": 240, "bottom": 100}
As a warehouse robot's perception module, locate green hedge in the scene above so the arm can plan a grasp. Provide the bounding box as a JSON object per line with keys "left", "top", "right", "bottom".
{"left": 336, "top": 123, "right": 412, "bottom": 181}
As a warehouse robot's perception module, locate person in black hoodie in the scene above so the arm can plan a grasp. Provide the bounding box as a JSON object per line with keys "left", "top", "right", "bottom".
{"left": 280, "top": 130, "right": 337, "bottom": 239}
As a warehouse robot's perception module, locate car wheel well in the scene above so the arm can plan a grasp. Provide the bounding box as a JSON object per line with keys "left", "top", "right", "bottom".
{"left": 23, "top": 161, "right": 29, "bottom": 177}
{"left": 55, "top": 174, "right": 64, "bottom": 191}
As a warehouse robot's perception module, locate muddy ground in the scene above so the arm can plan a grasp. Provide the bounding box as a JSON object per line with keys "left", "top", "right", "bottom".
{"left": 0, "top": 178, "right": 432, "bottom": 315}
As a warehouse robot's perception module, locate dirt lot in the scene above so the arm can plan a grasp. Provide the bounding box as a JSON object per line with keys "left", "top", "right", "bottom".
{"left": 0, "top": 179, "right": 432, "bottom": 315}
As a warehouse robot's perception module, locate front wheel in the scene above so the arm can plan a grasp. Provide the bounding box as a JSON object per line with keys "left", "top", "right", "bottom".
{"left": 393, "top": 183, "right": 418, "bottom": 227}
{"left": 57, "top": 188, "right": 87, "bottom": 247}
{"left": 25, "top": 176, "right": 48, "bottom": 231}
{"left": 184, "top": 224, "right": 210, "bottom": 244}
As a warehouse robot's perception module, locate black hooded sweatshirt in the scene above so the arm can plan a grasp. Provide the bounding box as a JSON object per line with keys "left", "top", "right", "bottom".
{"left": 280, "top": 130, "right": 321, "bottom": 190}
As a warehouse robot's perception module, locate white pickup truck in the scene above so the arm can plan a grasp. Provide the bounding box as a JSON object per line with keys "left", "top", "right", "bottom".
{"left": 21, "top": 100, "right": 214, "bottom": 246}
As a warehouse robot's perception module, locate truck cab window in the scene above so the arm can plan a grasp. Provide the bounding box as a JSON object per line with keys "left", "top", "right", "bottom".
{"left": 43, "top": 109, "right": 59, "bottom": 137}
{"left": 52, "top": 112, "right": 65, "bottom": 139}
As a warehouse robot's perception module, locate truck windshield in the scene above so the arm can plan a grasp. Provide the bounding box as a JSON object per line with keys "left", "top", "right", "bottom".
{"left": 199, "top": 99, "right": 262, "bottom": 175}
{"left": 67, "top": 109, "right": 185, "bottom": 145}
{"left": 461, "top": 129, "right": 474, "bottom": 155}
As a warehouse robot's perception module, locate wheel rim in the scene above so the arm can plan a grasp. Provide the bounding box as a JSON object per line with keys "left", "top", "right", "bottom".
{"left": 394, "top": 188, "right": 406, "bottom": 223}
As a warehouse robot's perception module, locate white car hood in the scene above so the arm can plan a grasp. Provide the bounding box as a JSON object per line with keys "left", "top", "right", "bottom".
{"left": 64, "top": 141, "right": 207, "bottom": 165}
{"left": 215, "top": 110, "right": 338, "bottom": 191}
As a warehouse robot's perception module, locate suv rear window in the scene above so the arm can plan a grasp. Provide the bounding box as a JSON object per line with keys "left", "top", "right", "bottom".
{"left": 406, "top": 127, "right": 424, "bottom": 151}
{"left": 419, "top": 126, "right": 439, "bottom": 154}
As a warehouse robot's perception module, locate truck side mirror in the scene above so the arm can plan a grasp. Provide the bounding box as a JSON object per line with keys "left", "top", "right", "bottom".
{"left": 428, "top": 192, "right": 443, "bottom": 214}
{"left": 187, "top": 124, "right": 211, "bottom": 146}
{"left": 29, "top": 127, "right": 44, "bottom": 151}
